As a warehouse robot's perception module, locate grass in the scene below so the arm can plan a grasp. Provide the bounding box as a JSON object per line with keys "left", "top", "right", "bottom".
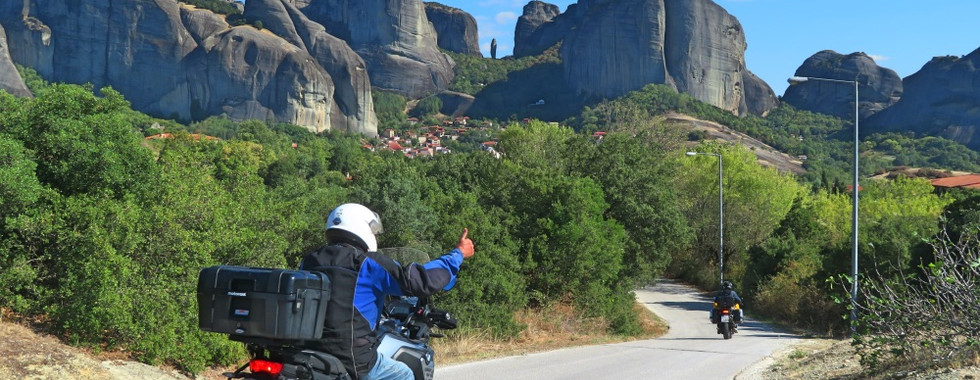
{"left": 433, "top": 301, "right": 669, "bottom": 365}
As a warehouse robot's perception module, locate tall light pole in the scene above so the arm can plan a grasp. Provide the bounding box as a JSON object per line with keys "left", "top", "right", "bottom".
{"left": 686, "top": 151, "right": 724, "bottom": 285}
{"left": 788, "top": 75, "right": 860, "bottom": 335}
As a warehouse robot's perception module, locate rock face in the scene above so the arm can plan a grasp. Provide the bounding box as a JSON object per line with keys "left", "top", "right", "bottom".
{"left": 743, "top": 70, "right": 778, "bottom": 117}
{"left": 295, "top": 0, "right": 455, "bottom": 99}
{"left": 866, "top": 49, "right": 980, "bottom": 150}
{"left": 562, "top": 0, "right": 670, "bottom": 99}
{"left": 436, "top": 91, "right": 475, "bottom": 117}
{"left": 243, "top": 0, "right": 376, "bottom": 134}
{"left": 514, "top": 1, "right": 564, "bottom": 57}
{"left": 554, "top": 0, "right": 775, "bottom": 116}
{"left": 0, "top": 23, "right": 31, "bottom": 97}
{"left": 0, "top": 0, "right": 377, "bottom": 136}
{"left": 425, "top": 2, "right": 481, "bottom": 57}
{"left": 782, "top": 50, "right": 902, "bottom": 121}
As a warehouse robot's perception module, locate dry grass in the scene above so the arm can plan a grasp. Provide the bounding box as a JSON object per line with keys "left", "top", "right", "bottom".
{"left": 433, "top": 301, "right": 668, "bottom": 365}
{"left": 764, "top": 339, "right": 980, "bottom": 380}
{"left": 0, "top": 316, "right": 115, "bottom": 380}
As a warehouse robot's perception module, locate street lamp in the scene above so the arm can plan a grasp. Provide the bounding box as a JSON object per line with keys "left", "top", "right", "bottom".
{"left": 788, "top": 75, "right": 860, "bottom": 334}
{"left": 686, "top": 151, "right": 724, "bottom": 285}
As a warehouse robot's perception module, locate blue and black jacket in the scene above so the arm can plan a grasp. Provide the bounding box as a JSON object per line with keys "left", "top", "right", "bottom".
{"left": 299, "top": 243, "right": 464, "bottom": 379}
{"left": 713, "top": 289, "right": 742, "bottom": 308}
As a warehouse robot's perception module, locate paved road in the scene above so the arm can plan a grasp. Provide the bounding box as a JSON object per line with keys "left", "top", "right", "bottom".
{"left": 435, "top": 279, "right": 799, "bottom": 380}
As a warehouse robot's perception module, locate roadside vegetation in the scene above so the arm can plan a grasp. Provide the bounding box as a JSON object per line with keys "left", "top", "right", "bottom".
{"left": 1, "top": 66, "right": 978, "bottom": 378}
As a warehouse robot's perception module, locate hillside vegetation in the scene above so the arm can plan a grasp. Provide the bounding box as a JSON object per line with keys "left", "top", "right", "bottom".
{"left": 448, "top": 50, "right": 980, "bottom": 184}
{"left": 1, "top": 73, "right": 979, "bottom": 377}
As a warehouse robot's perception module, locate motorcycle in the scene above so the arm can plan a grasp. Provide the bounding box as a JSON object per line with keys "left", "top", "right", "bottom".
{"left": 711, "top": 301, "right": 741, "bottom": 340}
{"left": 200, "top": 248, "right": 458, "bottom": 380}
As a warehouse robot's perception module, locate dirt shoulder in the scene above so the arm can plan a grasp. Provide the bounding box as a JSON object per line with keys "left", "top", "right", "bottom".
{"left": 0, "top": 321, "right": 205, "bottom": 380}
{"left": 744, "top": 338, "right": 980, "bottom": 380}
{"left": 0, "top": 301, "right": 666, "bottom": 380}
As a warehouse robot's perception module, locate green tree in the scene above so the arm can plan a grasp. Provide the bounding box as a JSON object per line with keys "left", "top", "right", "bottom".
{"left": 411, "top": 96, "right": 443, "bottom": 118}
{"left": 0, "top": 84, "right": 158, "bottom": 198}
{"left": 567, "top": 131, "right": 690, "bottom": 284}
{"left": 675, "top": 142, "right": 803, "bottom": 288}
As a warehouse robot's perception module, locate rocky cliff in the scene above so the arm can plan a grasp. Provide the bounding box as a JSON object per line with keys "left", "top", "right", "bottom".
{"left": 742, "top": 70, "right": 778, "bottom": 117}
{"left": 425, "top": 2, "right": 481, "bottom": 57}
{"left": 554, "top": 0, "right": 775, "bottom": 116}
{"left": 866, "top": 49, "right": 980, "bottom": 150}
{"left": 514, "top": 1, "right": 565, "bottom": 58}
{"left": 0, "top": 23, "right": 31, "bottom": 97}
{"left": 294, "top": 0, "right": 455, "bottom": 99}
{"left": 782, "top": 50, "right": 902, "bottom": 121}
{"left": 0, "top": 0, "right": 377, "bottom": 136}
{"left": 243, "top": 0, "right": 377, "bottom": 134}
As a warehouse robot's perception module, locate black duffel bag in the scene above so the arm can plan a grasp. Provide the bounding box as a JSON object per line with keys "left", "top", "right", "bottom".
{"left": 275, "top": 349, "right": 351, "bottom": 380}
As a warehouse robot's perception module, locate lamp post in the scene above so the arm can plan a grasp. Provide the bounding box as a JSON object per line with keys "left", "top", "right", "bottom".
{"left": 788, "top": 75, "right": 860, "bottom": 335}
{"left": 686, "top": 151, "right": 724, "bottom": 285}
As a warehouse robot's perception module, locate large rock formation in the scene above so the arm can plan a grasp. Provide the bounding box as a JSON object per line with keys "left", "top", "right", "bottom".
{"left": 554, "top": 0, "right": 775, "bottom": 116}
{"left": 0, "top": 0, "right": 377, "bottom": 136}
{"left": 243, "top": 0, "right": 376, "bottom": 133}
{"left": 0, "top": 23, "right": 31, "bottom": 97}
{"left": 294, "top": 0, "right": 455, "bottom": 99}
{"left": 743, "top": 70, "right": 778, "bottom": 117}
{"left": 561, "top": 0, "right": 670, "bottom": 99}
{"left": 425, "top": 2, "right": 481, "bottom": 57}
{"left": 782, "top": 50, "right": 902, "bottom": 121}
{"left": 514, "top": 1, "right": 564, "bottom": 57}
{"left": 866, "top": 48, "right": 980, "bottom": 150}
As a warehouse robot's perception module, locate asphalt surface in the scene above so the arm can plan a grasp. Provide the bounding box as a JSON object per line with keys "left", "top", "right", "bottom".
{"left": 435, "top": 279, "right": 800, "bottom": 380}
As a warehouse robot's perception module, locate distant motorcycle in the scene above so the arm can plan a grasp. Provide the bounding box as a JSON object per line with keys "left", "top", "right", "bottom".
{"left": 198, "top": 248, "right": 457, "bottom": 380}
{"left": 711, "top": 302, "right": 741, "bottom": 340}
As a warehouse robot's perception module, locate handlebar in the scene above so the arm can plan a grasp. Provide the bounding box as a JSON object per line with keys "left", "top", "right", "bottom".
{"left": 384, "top": 298, "right": 458, "bottom": 332}
{"left": 426, "top": 308, "right": 458, "bottom": 330}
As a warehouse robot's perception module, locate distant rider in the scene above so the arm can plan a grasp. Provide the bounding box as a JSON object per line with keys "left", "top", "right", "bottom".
{"left": 299, "top": 203, "right": 475, "bottom": 380}
{"left": 711, "top": 281, "right": 743, "bottom": 331}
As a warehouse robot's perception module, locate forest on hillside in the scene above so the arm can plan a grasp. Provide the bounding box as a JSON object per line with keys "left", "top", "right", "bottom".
{"left": 1, "top": 76, "right": 978, "bottom": 374}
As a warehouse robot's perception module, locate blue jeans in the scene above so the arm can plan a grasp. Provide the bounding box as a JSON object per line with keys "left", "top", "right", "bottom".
{"left": 364, "top": 353, "right": 413, "bottom": 380}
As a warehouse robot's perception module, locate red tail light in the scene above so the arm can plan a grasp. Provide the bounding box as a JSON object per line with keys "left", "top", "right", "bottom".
{"left": 250, "top": 359, "right": 283, "bottom": 375}
{"left": 721, "top": 309, "right": 730, "bottom": 315}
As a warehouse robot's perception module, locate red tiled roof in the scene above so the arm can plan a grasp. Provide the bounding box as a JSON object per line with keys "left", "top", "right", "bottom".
{"left": 389, "top": 141, "right": 404, "bottom": 150}
{"left": 930, "top": 174, "right": 980, "bottom": 188}
{"left": 145, "top": 133, "right": 220, "bottom": 141}
{"left": 145, "top": 133, "right": 173, "bottom": 140}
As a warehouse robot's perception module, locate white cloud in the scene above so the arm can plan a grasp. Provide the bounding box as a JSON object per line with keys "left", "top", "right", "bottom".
{"left": 868, "top": 54, "right": 889, "bottom": 62}
{"left": 495, "top": 11, "right": 518, "bottom": 24}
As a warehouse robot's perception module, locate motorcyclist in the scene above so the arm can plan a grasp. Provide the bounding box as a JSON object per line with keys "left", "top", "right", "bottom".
{"left": 710, "top": 281, "right": 743, "bottom": 331}
{"left": 298, "top": 203, "right": 474, "bottom": 380}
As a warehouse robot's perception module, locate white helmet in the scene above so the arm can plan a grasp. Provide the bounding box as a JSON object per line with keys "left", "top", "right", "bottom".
{"left": 325, "top": 203, "right": 384, "bottom": 251}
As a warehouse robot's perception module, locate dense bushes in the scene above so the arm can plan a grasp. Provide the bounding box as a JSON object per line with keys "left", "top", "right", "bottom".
{"left": 569, "top": 84, "right": 980, "bottom": 188}
{"left": 0, "top": 86, "right": 342, "bottom": 371}
{"left": 1, "top": 77, "right": 977, "bottom": 374}
{"left": 0, "top": 85, "right": 688, "bottom": 370}
{"left": 373, "top": 91, "right": 409, "bottom": 132}
{"left": 179, "top": 0, "right": 241, "bottom": 16}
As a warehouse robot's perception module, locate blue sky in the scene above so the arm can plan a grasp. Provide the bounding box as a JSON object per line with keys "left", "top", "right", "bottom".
{"left": 435, "top": 0, "right": 980, "bottom": 95}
